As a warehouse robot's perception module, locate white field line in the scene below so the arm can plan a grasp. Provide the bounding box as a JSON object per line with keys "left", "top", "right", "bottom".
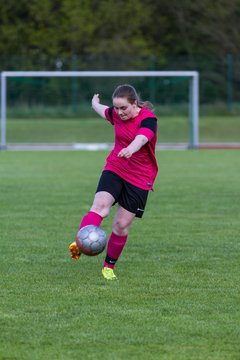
{"left": 4, "top": 143, "right": 188, "bottom": 151}
{"left": 2, "top": 142, "right": 240, "bottom": 151}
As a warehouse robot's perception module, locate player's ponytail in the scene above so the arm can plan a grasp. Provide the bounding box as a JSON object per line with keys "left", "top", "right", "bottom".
{"left": 112, "top": 84, "right": 153, "bottom": 110}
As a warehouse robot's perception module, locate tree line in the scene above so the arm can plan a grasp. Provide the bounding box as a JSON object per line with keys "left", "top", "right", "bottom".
{"left": 0, "top": 0, "right": 240, "bottom": 68}
{"left": 1, "top": 0, "right": 239, "bottom": 108}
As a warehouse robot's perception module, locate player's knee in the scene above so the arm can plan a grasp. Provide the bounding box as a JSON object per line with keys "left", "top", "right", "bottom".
{"left": 90, "top": 202, "right": 110, "bottom": 218}
{"left": 113, "top": 219, "right": 129, "bottom": 236}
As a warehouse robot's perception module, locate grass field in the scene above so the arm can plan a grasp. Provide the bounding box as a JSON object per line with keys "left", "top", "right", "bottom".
{"left": 0, "top": 150, "right": 239, "bottom": 359}
{"left": 5, "top": 114, "right": 240, "bottom": 143}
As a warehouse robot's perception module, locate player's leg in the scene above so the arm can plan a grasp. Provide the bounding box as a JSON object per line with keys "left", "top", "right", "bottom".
{"left": 70, "top": 171, "right": 122, "bottom": 260}
{"left": 103, "top": 206, "right": 135, "bottom": 268}
{"left": 79, "top": 191, "right": 115, "bottom": 229}
{"left": 102, "top": 180, "right": 149, "bottom": 279}
{"left": 79, "top": 171, "right": 122, "bottom": 230}
{"left": 102, "top": 206, "right": 135, "bottom": 280}
{"left": 70, "top": 191, "right": 115, "bottom": 260}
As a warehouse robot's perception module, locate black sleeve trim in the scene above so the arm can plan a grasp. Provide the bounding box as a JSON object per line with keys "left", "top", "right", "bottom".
{"left": 140, "top": 117, "right": 157, "bottom": 133}
{"left": 108, "top": 106, "right": 114, "bottom": 121}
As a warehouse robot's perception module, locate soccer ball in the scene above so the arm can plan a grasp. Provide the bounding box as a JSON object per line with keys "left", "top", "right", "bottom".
{"left": 76, "top": 225, "right": 107, "bottom": 256}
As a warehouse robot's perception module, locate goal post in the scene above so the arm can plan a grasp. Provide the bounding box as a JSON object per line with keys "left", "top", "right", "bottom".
{"left": 0, "top": 70, "right": 199, "bottom": 149}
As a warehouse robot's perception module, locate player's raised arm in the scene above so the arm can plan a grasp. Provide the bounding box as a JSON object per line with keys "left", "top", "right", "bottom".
{"left": 91, "top": 94, "right": 108, "bottom": 119}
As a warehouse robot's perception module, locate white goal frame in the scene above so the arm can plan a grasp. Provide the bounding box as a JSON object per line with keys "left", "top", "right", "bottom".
{"left": 0, "top": 70, "right": 199, "bottom": 149}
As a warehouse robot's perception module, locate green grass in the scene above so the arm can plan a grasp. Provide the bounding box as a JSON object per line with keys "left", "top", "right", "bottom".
{"left": 0, "top": 150, "right": 240, "bottom": 359}
{"left": 5, "top": 114, "right": 240, "bottom": 143}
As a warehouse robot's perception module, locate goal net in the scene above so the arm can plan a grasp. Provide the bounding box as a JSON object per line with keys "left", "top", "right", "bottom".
{"left": 0, "top": 71, "right": 199, "bottom": 150}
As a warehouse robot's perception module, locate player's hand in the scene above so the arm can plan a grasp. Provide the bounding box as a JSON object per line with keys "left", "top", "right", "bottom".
{"left": 92, "top": 94, "right": 100, "bottom": 106}
{"left": 117, "top": 147, "right": 133, "bottom": 158}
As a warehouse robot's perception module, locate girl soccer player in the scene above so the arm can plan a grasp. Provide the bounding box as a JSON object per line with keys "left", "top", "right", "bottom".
{"left": 70, "top": 84, "right": 158, "bottom": 280}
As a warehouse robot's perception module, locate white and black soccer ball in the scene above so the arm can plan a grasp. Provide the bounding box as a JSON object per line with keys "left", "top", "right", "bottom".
{"left": 76, "top": 225, "right": 107, "bottom": 256}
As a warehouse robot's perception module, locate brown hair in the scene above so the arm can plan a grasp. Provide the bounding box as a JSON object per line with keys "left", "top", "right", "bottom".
{"left": 112, "top": 84, "right": 153, "bottom": 109}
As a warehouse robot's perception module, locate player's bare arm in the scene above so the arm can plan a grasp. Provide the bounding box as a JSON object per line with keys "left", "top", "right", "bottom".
{"left": 118, "top": 135, "right": 148, "bottom": 158}
{"left": 91, "top": 94, "right": 108, "bottom": 119}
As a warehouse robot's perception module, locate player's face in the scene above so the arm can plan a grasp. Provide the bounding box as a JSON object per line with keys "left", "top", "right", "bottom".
{"left": 113, "top": 97, "right": 138, "bottom": 120}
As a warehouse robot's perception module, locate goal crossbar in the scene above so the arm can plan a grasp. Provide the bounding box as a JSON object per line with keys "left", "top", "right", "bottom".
{"left": 0, "top": 70, "right": 199, "bottom": 149}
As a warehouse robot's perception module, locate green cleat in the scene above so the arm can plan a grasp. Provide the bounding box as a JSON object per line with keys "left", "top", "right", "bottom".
{"left": 102, "top": 267, "right": 117, "bottom": 281}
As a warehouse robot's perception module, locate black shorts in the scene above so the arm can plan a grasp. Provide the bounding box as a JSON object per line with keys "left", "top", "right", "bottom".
{"left": 96, "top": 170, "right": 149, "bottom": 218}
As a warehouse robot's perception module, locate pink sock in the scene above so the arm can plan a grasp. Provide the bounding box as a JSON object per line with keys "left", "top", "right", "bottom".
{"left": 104, "top": 232, "right": 128, "bottom": 269}
{"left": 79, "top": 211, "right": 103, "bottom": 229}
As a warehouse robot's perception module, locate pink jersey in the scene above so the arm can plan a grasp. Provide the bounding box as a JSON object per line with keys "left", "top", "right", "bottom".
{"left": 104, "top": 106, "right": 158, "bottom": 190}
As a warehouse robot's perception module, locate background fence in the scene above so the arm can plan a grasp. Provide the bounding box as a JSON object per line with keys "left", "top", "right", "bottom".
{"left": 1, "top": 54, "right": 239, "bottom": 147}
{"left": 0, "top": 54, "right": 239, "bottom": 113}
